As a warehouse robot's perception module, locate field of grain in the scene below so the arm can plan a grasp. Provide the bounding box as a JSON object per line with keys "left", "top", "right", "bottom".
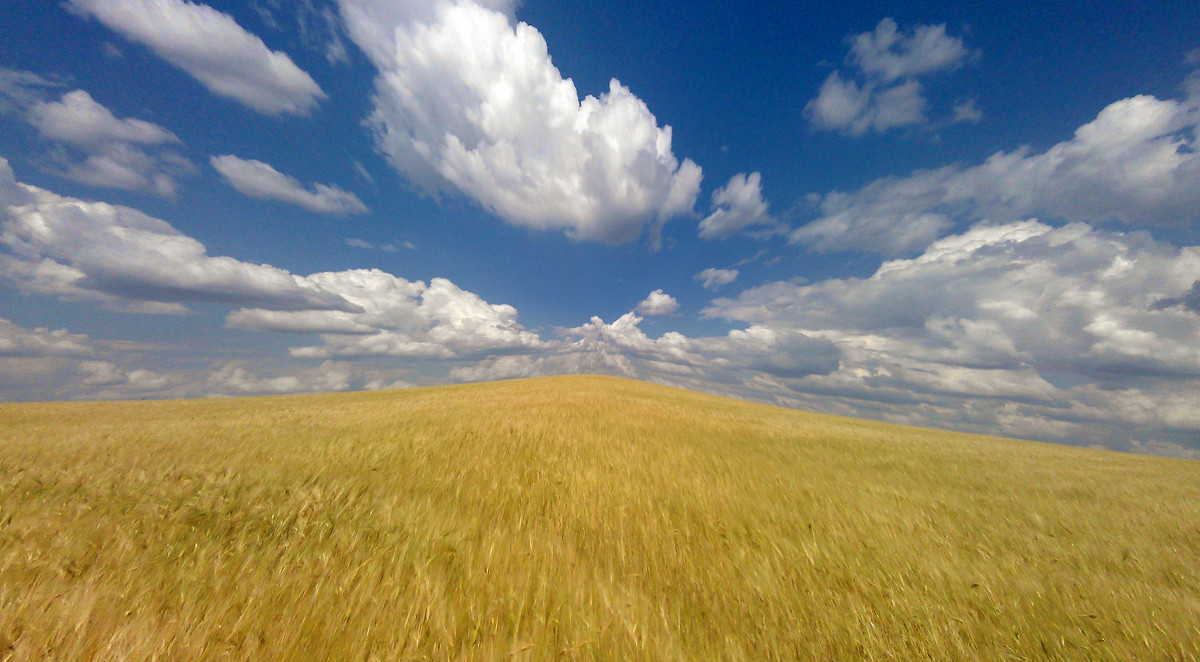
{"left": 0, "top": 375, "right": 1198, "bottom": 660}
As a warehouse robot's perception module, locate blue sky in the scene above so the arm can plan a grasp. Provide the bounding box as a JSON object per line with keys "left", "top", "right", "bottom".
{"left": 2, "top": 0, "right": 1200, "bottom": 458}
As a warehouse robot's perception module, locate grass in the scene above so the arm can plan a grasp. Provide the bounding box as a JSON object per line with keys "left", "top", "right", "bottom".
{"left": 0, "top": 375, "right": 1198, "bottom": 660}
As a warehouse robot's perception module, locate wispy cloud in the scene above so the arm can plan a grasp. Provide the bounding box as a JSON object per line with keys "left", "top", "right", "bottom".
{"left": 212, "top": 155, "right": 368, "bottom": 215}
{"left": 67, "top": 0, "right": 325, "bottom": 115}
{"left": 695, "top": 268, "right": 739, "bottom": 290}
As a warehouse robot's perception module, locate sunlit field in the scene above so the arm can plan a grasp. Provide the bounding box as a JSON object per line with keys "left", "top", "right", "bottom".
{"left": 1, "top": 375, "right": 1197, "bottom": 660}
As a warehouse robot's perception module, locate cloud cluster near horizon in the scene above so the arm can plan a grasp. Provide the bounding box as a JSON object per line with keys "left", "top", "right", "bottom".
{"left": 4, "top": 138, "right": 1200, "bottom": 456}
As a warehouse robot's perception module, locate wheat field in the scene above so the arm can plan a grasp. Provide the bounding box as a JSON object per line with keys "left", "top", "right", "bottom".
{"left": 0, "top": 375, "right": 1198, "bottom": 660}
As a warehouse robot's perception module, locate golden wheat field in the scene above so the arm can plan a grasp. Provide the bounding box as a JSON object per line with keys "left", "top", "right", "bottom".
{"left": 0, "top": 375, "right": 1198, "bottom": 660}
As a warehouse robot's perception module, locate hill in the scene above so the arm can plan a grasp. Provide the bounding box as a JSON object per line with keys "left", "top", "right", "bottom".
{"left": 0, "top": 375, "right": 1197, "bottom": 660}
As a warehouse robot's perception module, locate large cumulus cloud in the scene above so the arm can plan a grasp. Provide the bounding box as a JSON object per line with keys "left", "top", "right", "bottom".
{"left": 335, "top": 0, "right": 702, "bottom": 244}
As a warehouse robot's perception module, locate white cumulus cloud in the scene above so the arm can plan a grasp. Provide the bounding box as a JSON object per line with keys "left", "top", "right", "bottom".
{"left": 847, "top": 17, "right": 974, "bottom": 82}
{"left": 635, "top": 290, "right": 680, "bottom": 316}
{"left": 229, "top": 270, "right": 544, "bottom": 359}
{"left": 55, "top": 143, "right": 194, "bottom": 197}
{"left": 807, "top": 73, "right": 928, "bottom": 135}
{"left": 0, "top": 317, "right": 189, "bottom": 401}
{"left": 698, "top": 172, "right": 776, "bottom": 239}
{"left": 336, "top": 0, "right": 702, "bottom": 244}
{"left": 0, "top": 68, "right": 61, "bottom": 113}
{"left": 28, "top": 89, "right": 179, "bottom": 146}
{"left": 0, "top": 312, "right": 424, "bottom": 400}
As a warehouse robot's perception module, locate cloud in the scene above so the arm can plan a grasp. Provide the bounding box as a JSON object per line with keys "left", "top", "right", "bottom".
{"left": 336, "top": 0, "right": 702, "bottom": 244}
{"left": 698, "top": 172, "right": 777, "bottom": 239}
{"left": 695, "top": 267, "right": 738, "bottom": 290}
{"left": 211, "top": 155, "right": 368, "bottom": 215}
{"left": 0, "top": 156, "right": 358, "bottom": 312}
{"left": 806, "top": 73, "right": 928, "bottom": 135}
{"left": 204, "top": 360, "right": 352, "bottom": 396}
{"left": 952, "top": 98, "right": 983, "bottom": 124}
{"left": 450, "top": 312, "right": 840, "bottom": 388}
{"left": 255, "top": 0, "right": 351, "bottom": 65}
{"left": 0, "top": 312, "right": 424, "bottom": 400}
{"left": 67, "top": 0, "right": 326, "bottom": 116}
{"left": 1, "top": 80, "right": 193, "bottom": 196}
{"left": 345, "top": 238, "right": 397, "bottom": 251}
{"left": 27, "top": 90, "right": 179, "bottom": 146}
{"left": 1, "top": 163, "right": 546, "bottom": 377}
{"left": 706, "top": 219, "right": 1200, "bottom": 449}
{"left": 0, "top": 68, "right": 65, "bottom": 117}
{"left": 78, "top": 360, "right": 181, "bottom": 394}
{"left": 228, "top": 270, "right": 544, "bottom": 359}
{"left": 848, "top": 17, "right": 974, "bottom": 82}
{"left": 806, "top": 18, "right": 977, "bottom": 136}
{"left": 0, "top": 317, "right": 188, "bottom": 401}
{"left": 52, "top": 143, "right": 195, "bottom": 197}
{"left": 794, "top": 89, "right": 1200, "bottom": 256}
{"left": 364, "top": 378, "right": 416, "bottom": 391}
{"left": 352, "top": 160, "right": 375, "bottom": 184}
{"left": 196, "top": 360, "right": 415, "bottom": 398}
{"left": 1153, "top": 280, "right": 1200, "bottom": 313}
{"left": 0, "top": 318, "right": 93, "bottom": 357}
{"left": 790, "top": 167, "right": 957, "bottom": 256}
{"left": 229, "top": 288, "right": 840, "bottom": 406}
{"left": 716, "top": 327, "right": 843, "bottom": 379}
{"left": 635, "top": 289, "right": 680, "bottom": 316}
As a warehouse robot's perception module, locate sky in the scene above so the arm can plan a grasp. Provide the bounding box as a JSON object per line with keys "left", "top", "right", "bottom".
{"left": 1, "top": 0, "right": 1199, "bottom": 459}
